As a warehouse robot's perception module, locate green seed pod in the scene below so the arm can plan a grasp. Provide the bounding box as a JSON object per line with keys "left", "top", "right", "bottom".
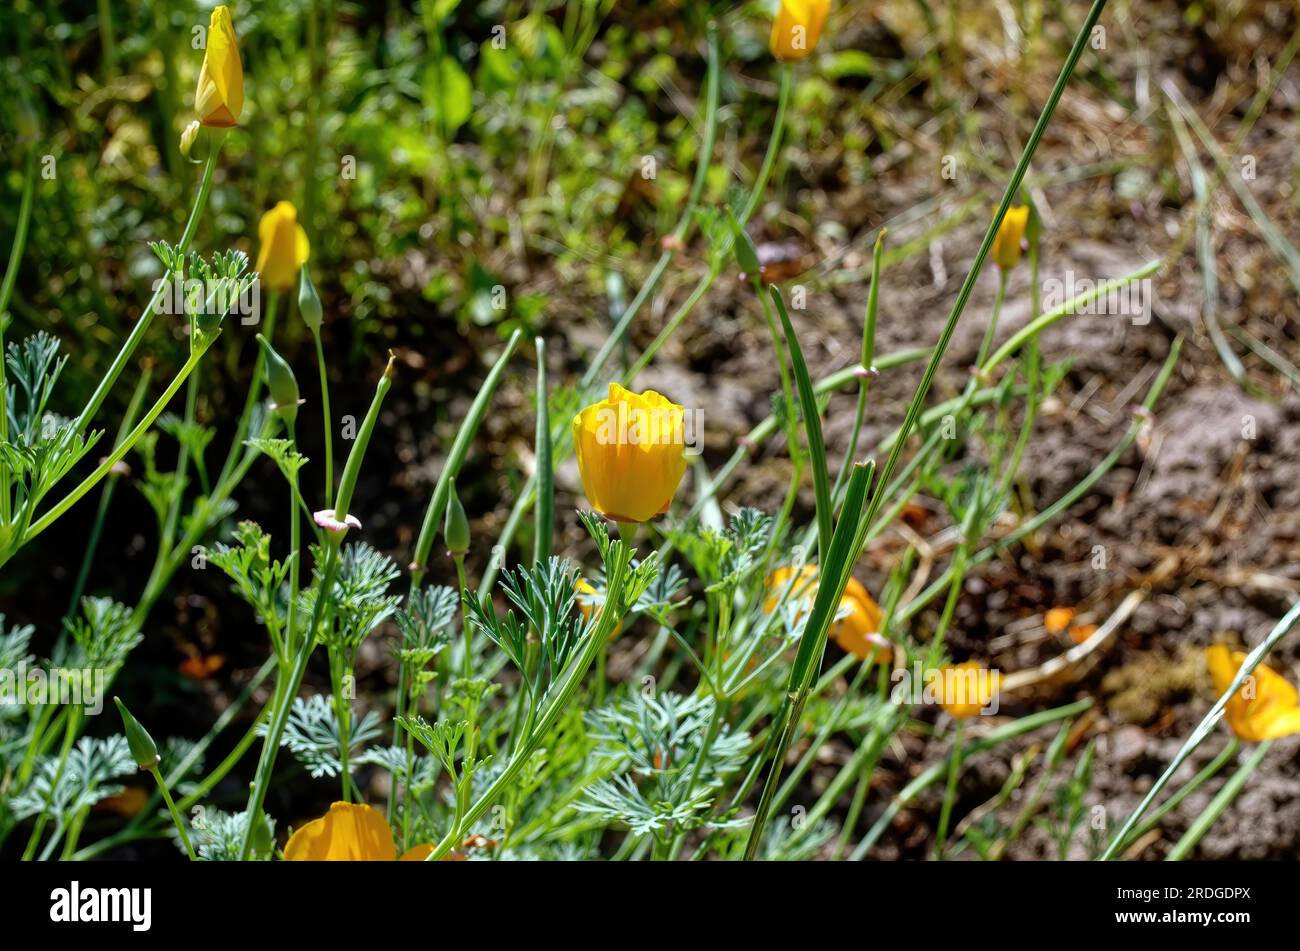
{"left": 256, "top": 333, "right": 300, "bottom": 426}
{"left": 727, "top": 209, "right": 762, "bottom": 281}
{"left": 444, "top": 478, "right": 470, "bottom": 557}
{"left": 114, "top": 696, "right": 160, "bottom": 770}
{"left": 298, "top": 267, "right": 323, "bottom": 335}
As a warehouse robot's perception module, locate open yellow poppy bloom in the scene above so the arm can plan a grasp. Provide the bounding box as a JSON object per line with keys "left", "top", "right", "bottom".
{"left": 572, "top": 383, "right": 686, "bottom": 523}
{"left": 283, "top": 802, "right": 434, "bottom": 861}
{"left": 770, "top": 0, "right": 831, "bottom": 61}
{"left": 194, "top": 5, "right": 244, "bottom": 128}
{"left": 576, "top": 577, "right": 622, "bottom": 637}
{"left": 935, "top": 661, "right": 1001, "bottom": 719}
{"left": 1206, "top": 645, "right": 1300, "bottom": 743}
{"left": 764, "top": 565, "right": 890, "bottom": 664}
{"left": 256, "top": 201, "right": 311, "bottom": 292}
{"left": 990, "top": 205, "right": 1030, "bottom": 270}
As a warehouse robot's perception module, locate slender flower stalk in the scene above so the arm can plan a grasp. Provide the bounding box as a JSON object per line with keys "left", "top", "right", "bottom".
{"left": 76, "top": 134, "right": 226, "bottom": 435}
{"left": 17, "top": 344, "right": 212, "bottom": 552}
{"left": 238, "top": 354, "right": 396, "bottom": 858}
{"left": 149, "top": 764, "right": 197, "bottom": 861}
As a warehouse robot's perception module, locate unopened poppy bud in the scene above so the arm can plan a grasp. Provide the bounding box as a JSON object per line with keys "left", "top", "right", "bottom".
{"left": 256, "top": 334, "right": 300, "bottom": 425}
{"left": 770, "top": 0, "right": 831, "bottom": 62}
{"left": 114, "top": 696, "right": 160, "bottom": 770}
{"left": 179, "top": 120, "right": 201, "bottom": 159}
{"left": 990, "top": 205, "right": 1031, "bottom": 270}
{"left": 444, "top": 478, "right": 470, "bottom": 557}
{"left": 728, "top": 210, "right": 762, "bottom": 280}
{"left": 298, "top": 267, "right": 324, "bottom": 334}
{"left": 194, "top": 5, "right": 244, "bottom": 128}
{"left": 256, "top": 201, "right": 310, "bottom": 292}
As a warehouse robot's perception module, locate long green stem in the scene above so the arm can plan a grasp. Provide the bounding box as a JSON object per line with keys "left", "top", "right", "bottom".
{"left": 932, "top": 720, "right": 965, "bottom": 859}
{"left": 1116, "top": 737, "right": 1238, "bottom": 856}
{"left": 623, "top": 66, "right": 790, "bottom": 385}
{"left": 313, "top": 329, "right": 334, "bottom": 504}
{"left": 579, "top": 24, "right": 721, "bottom": 389}
{"left": 831, "top": 230, "right": 885, "bottom": 505}
{"left": 238, "top": 551, "right": 338, "bottom": 859}
{"left": 856, "top": 0, "right": 1110, "bottom": 557}
{"left": 409, "top": 329, "right": 522, "bottom": 587}
{"left": 63, "top": 368, "right": 153, "bottom": 617}
{"left": 428, "top": 544, "right": 635, "bottom": 860}
{"left": 149, "top": 766, "right": 196, "bottom": 861}
{"left": 216, "top": 291, "right": 280, "bottom": 490}
{"left": 1165, "top": 742, "right": 1269, "bottom": 861}
{"left": 239, "top": 357, "right": 394, "bottom": 857}
{"left": 19, "top": 345, "right": 210, "bottom": 549}
{"left": 74, "top": 135, "right": 224, "bottom": 433}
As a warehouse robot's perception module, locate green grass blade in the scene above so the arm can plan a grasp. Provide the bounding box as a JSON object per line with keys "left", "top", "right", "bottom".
{"left": 770, "top": 285, "right": 833, "bottom": 566}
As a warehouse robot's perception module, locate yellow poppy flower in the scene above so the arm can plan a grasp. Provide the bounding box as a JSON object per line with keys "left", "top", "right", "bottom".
{"left": 770, "top": 0, "right": 831, "bottom": 62}
{"left": 764, "top": 565, "right": 890, "bottom": 664}
{"left": 1206, "top": 645, "right": 1300, "bottom": 743}
{"left": 194, "top": 5, "right": 244, "bottom": 128}
{"left": 283, "top": 802, "right": 436, "bottom": 861}
{"left": 256, "top": 201, "right": 311, "bottom": 292}
{"left": 576, "top": 577, "right": 622, "bottom": 637}
{"left": 572, "top": 383, "right": 686, "bottom": 523}
{"left": 935, "top": 661, "right": 1001, "bottom": 719}
{"left": 990, "top": 205, "right": 1030, "bottom": 270}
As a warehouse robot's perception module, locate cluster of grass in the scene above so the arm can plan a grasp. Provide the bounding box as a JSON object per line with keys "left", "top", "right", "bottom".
{"left": 1, "top": 1, "right": 1298, "bottom": 863}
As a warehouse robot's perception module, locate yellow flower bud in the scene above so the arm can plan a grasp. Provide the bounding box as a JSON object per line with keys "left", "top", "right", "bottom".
{"left": 194, "top": 5, "right": 244, "bottom": 128}
{"left": 990, "top": 204, "right": 1030, "bottom": 270}
{"left": 572, "top": 383, "right": 687, "bottom": 524}
{"left": 256, "top": 201, "right": 311, "bottom": 292}
{"left": 1207, "top": 645, "right": 1300, "bottom": 742}
{"left": 770, "top": 0, "right": 831, "bottom": 62}
{"left": 179, "top": 119, "right": 201, "bottom": 158}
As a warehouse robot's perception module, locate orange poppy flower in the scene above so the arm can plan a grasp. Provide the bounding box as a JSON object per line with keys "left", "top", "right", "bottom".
{"left": 283, "top": 802, "right": 438, "bottom": 861}
{"left": 1206, "top": 645, "right": 1300, "bottom": 742}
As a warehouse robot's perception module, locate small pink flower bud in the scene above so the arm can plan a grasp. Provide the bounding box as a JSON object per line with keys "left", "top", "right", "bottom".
{"left": 314, "top": 509, "right": 362, "bottom": 533}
